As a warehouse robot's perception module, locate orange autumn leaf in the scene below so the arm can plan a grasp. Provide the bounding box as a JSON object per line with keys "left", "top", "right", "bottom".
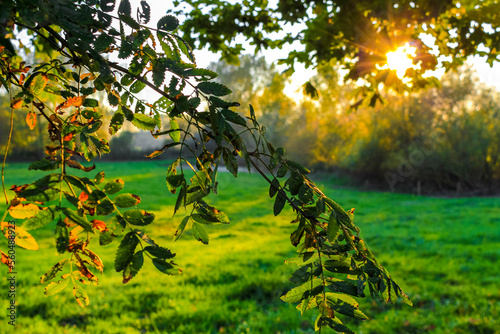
{"left": 91, "top": 220, "right": 107, "bottom": 232}
{"left": 20, "top": 73, "right": 25, "bottom": 85}
{"left": 1, "top": 251, "right": 10, "bottom": 265}
{"left": 26, "top": 111, "right": 37, "bottom": 130}
{"left": 1, "top": 251, "right": 12, "bottom": 272}
{"left": 56, "top": 96, "right": 84, "bottom": 112}
{"left": 11, "top": 98, "right": 23, "bottom": 109}
{"left": 80, "top": 248, "right": 104, "bottom": 273}
{"left": 78, "top": 192, "right": 89, "bottom": 202}
{"left": 0, "top": 46, "right": 5, "bottom": 52}
{"left": 62, "top": 132, "right": 74, "bottom": 142}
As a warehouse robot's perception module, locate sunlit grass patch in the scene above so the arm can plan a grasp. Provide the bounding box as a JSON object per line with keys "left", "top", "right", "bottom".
{"left": 1, "top": 161, "right": 499, "bottom": 333}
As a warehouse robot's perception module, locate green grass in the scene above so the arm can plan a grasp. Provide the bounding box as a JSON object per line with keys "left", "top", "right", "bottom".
{"left": 1, "top": 161, "right": 499, "bottom": 334}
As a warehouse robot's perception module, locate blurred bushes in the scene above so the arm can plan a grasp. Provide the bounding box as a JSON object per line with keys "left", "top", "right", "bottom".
{"left": 210, "top": 55, "right": 500, "bottom": 194}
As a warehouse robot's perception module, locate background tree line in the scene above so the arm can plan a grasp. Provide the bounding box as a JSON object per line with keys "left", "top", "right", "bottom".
{"left": 209, "top": 55, "right": 500, "bottom": 195}
{"left": 2, "top": 53, "right": 499, "bottom": 194}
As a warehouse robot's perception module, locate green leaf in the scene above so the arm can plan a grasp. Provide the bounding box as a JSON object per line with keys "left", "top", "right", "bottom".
{"left": 222, "top": 148, "right": 238, "bottom": 177}
{"left": 185, "top": 171, "right": 210, "bottom": 205}
{"left": 115, "top": 231, "right": 139, "bottom": 272}
{"left": 122, "top": 209, "right": 155, "bottom": 226}
{"left": 22, "top": 206, "right": 56, "bottom": 230}
{"left": 95, "top": 198, "right": 114, "bottom": 216}
{"left": 103, "top": 179, "right": 125, "bottom": 194}
{"left": 131, "top": 113, "right": 157, "bottom": 131}
{"left": 144, "top": 246, "right": 175, "bottom": 259}
{"left": 119, "top": 13, "right": 140, "bottom": 29}
{"left": 221, "top": 109, "right": 246, "bottom": 126}
{"left": 157, "top": 15, "right": 179, "bottom": 32}
{"left": 118, "top": 39, "right": 133, "bottom": 59}
{"left": 123, "top": 250, "right": 144, "bottom": 283}
{"left": 30, "top": 73, "right": 47, "bottom": 94}
{"left": 184, "top": 68, "right": 217, "bottom": 81}
{"left": 152, "top": 258, "right": 182, "bottom": 275}
{"left": 93, "top": 32, "right": 114, "bottom": 52}
{"left": 197, "top": 82, "right": 232, "bottom": 96}
{"left": 114, "top": 193, "right": 141, "bottom": 208}
{"left": 62, "top": 208, "right": 93, "bottom": 232}
{"left": 325, "top": 293, "right": 369, "bottom": 320}
{"left": 286, "top": 172, "right": 303, "bottom": 196}
{"left": 55, "top": 220, "right": 69, "bottom": 253}
{"left": 169, "top": 119, "right": 180, "bottom": 142}
{"left": 130, "top": 79, "right": 146, "bottom": 93}
{"left": 166, "top": 174, "right": 185, "bottom": 193}
{"left": 277, "top": 165, "right": 288, "bottom": 178}
{"left": 109, "top": 111, "right": 125, "bottom": 135}
{"left": 327, "top": 213, "right": 340, "bottom": 243}
{"left": 18, "top": 187, "right": 59, "bottom": 203}
{"left": 290, "top": 218, "right": 306, "bottom": 247}
{"left": 174, "top": 184, "right": 186, "bottom": 215}
{"left": 29, "top": 158, "right": 61, "bottom": 171}
{"left": 192, "top": 221, "right": 209, "bottom": 244}
{"left": 280, "top": 278, "right": 323, "bottom": 304}
{"left": 269, "top": 178, "right": 279, "bottom": 198}
{"left": 94, "top": 171, "right": 105, "bottom": 185}
{"left": 73, "top": 285, "right": 90, "bottom": 308}
{"left": 285, "top": 159, "right": 310, "bottom": 175}
{"left": 40, "top": 259, "right": 69, "bottom": 284}
{"left": 117, "top": 0, "right": 131, "bottom": 16}
{"left": 44, "top": 279, "right": 69, "bottom": 296}
{"left": 298, "top": 184, "right": 314, "bottom": 204}
{"left": 195, "top": 201, "right": 229, "bottom": 224}
{"left": 174, "top": 215, "right": 189, "bottom": 241}
{"left": 273, "top": 192, "right": 286, "bottom": 216}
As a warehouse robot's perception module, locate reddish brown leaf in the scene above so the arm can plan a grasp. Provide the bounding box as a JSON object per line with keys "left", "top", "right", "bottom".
{"left": 80, "top": 249, "right": 104, "bottom": 274}
{"left": 66, "top": 160, "right": 96, "bottom": 172}
{"left": 1, "top": 251, "right": 11, "bottom": 272}
{"left": 91, "top": 219, "right": 107, "bottom": 232}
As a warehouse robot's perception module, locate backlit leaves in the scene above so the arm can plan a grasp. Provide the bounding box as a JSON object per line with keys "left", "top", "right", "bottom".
{"left": 122, "top": 209, "right": 155, "bottom": 226}
{"left": 114, "top": 193, "right": 141, "bottom": 208}
{"left": 40, "top": 259, "right": 69, "bottom": 283}
{"left": 73, "top": 285, "right": 90, "bottom": 308}
{"left": 26, "top": 111, "right": 37, "bottom": 130}
{"left": 197, "top": 82, "right": 232, "bottom": 96}
{"left": 115, "top": 232, "right": 139, "bottom": 272}
{"left": 157, "top": 15, "right": 179, "bottom": 32}
{"left": 8, "top": 202, "right": 40, "bottom": 219}
{"left": 103, "top": 179, "right": 125, "bottom": 194}
{"left": 192, "top": 222, "right": 209, "bottom": 244}
{"left": 22, "top": 206, "right": 56, "bottom": 230}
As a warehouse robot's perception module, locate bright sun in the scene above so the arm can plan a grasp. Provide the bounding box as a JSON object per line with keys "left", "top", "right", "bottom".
{"left": 386, "top": 43, "right": 417, "bottom": 79}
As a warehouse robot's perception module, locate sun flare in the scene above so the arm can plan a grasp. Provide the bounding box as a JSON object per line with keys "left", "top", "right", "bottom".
{"left": 386, "top": 43, "right": 417, "bottom": 79}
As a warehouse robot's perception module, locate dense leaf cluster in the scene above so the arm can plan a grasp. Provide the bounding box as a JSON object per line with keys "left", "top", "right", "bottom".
{"left": 171, "top": 0, "right": 500, "bottom": 101}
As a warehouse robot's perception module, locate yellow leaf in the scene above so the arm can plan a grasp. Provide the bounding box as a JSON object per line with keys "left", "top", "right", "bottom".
{"left": 8, "top": 203, "right": 40, "bottom": 219}
{"left": 26, "top": 111, "right": 37, "bottom": 130}
{"left": 3, "top": 225, "right": 39, "bottom": 250}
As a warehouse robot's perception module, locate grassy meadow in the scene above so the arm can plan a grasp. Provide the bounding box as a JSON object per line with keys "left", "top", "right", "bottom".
{"left": 0, "top": 161, "right": 499, "bottom": 334}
